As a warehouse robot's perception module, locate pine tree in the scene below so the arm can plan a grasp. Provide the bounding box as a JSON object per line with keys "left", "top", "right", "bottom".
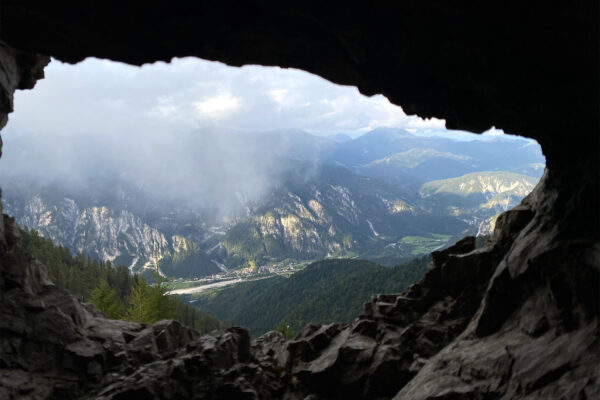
{"left": 146, "top": 262, "right": 175, "bottom": 323}
{"left": 126, "top": 279, "right": 152, "bottom": 323}
{"left": 276, "top": 320, "right": 294, "bottom": 339}
{"left": 90, "top": 279, "right": 123, "bottom": 319}
{"left": 125, "top": 266, "right": 175, "bottom": 324}
{"left": 19, "top": 227, "right": 227, "bottom": 332}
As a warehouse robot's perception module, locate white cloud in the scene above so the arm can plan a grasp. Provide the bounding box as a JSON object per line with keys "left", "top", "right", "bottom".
{"left": 194, "top": 94, "right": 241, "bottom": 120}
{"left": 266, "top": 89, "right": 288, "bottom": 106}
{"left": 1, "top": 57, "right": 537, "bottom": 217}
{"left": 5, "top": 57, "right": 455, "bottom": 138}
{"left": 406, "top": 117, "right": 446, "bottom": 129}
{"left": 482, "top": 126, "right": 505, "bottom": 136}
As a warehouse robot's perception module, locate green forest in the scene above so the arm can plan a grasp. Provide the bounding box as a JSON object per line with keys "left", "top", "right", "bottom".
{"left": 189, "top": 257, "right": 430, "bottom": 336}
{"left": 20, "top": 228, "right": 227, "bottom": 333}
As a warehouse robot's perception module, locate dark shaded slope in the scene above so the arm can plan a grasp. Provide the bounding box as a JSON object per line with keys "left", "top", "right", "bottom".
{"left": 192, "top": 257, "right": 429, "bottom": 336}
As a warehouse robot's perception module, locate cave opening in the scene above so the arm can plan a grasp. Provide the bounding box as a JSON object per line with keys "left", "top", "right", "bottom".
{"left": 0, "top": 3, "right": 596, "bottom": 399}
{"left": 1, "top": 56, "right": 545, "bottom": 316}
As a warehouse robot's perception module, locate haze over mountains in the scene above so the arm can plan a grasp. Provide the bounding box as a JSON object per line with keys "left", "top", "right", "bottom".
{"left": 1, "top": 127, "right": 544, "bottom": 278}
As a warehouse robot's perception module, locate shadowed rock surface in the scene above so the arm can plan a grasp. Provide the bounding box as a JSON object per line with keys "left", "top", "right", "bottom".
{"left": 0, "top": 2, "right": 598, "bottom": 399}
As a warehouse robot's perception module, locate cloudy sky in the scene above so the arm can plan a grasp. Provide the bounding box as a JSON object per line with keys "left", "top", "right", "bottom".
{"left": 4, "top": 57, "right": 453, "bottom": 139}
{"left": 0, "top": 57, "right": 514, "bottom": 216}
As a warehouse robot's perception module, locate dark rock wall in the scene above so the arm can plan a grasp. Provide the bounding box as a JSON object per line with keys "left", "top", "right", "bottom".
{"left": 0, "top": 2, "right": 598, "bottom": 399}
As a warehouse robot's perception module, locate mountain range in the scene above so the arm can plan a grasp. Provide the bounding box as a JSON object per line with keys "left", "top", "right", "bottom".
{"left": 328, "top": 128, "right": 544, "bottom": 179}
{"left": 1, "top": 127, "right": 543, "bottom": 278}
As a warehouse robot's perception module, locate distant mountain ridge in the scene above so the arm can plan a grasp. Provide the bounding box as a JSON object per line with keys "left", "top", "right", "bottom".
{"left": 368, "top": 148, "right": 472, "bottom": 169}
{"left": 327, "top": 127, "right": 545, "bottom": 185}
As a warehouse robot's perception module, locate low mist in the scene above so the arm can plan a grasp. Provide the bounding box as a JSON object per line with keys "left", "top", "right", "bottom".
{"left": 0, "top": 127, "right": 326, "bottom": 218}
{"left": 0, "top": 57, "right": 446, "bottom": 217}
{"left": 0, "top": 57, "right": 536, "bottom": 219}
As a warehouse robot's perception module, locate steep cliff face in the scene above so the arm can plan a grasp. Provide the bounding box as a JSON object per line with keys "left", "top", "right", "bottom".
{"left": 220, "top": 167, "right": 459, "bottom": 264}
{"left": 5, "top": 194, "right": 167, "bottom": 266}
{"left": 0, "top": 2, "right": 598, "bottom": 399}
{"left": 2, "top": 193, "right": 222, "bottom": 277}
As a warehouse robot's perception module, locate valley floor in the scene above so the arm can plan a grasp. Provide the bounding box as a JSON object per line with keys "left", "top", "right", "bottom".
{"left": 166, "top": 260, "right": 311, "bottom": 295}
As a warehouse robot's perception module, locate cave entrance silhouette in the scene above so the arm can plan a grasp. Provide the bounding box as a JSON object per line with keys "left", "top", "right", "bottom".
{"left": 0, "top": 3, "right": 597, "bottom": 399}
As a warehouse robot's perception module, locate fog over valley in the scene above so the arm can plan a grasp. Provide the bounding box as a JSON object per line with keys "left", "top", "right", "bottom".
{"left": 2, "top": 58, "right": 542, "bottom": 218}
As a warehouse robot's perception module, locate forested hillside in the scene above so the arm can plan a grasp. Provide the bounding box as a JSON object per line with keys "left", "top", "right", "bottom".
{"left": 190, "top": 257, "right": 429, "bottom": 336}
{"left": 20, "top": 228, "right": 227, "bottom": 333}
